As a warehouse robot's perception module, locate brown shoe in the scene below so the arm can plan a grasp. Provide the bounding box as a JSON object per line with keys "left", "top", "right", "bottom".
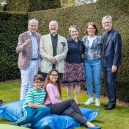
{"left": 0, "top": 99, "right": 4, "bottom": 104}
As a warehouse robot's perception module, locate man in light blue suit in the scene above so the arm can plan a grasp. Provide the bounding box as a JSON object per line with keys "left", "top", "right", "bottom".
{"left": 101, "top": 15, "right": 122, "bottom": 110}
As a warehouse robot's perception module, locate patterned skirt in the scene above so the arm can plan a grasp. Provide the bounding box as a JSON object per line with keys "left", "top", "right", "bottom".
{"left": 62, "top": 62, "right": 86, "bottom": 86}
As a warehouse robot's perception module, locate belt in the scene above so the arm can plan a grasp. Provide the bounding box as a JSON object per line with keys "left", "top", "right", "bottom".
{"left": 31, "top": 58, "right": 38, "bottom": 60}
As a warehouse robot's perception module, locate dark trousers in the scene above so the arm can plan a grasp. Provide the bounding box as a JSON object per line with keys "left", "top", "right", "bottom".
{"left": 46, "top": 99, "right": 87, "bottom": 125}
{"left": 103, "top": 67, "right": 117, "bottom": 106}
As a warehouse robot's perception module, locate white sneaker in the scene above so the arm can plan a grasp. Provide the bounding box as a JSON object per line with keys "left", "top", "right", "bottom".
{"left": 95, "top": 98, "right": 100, "bottom": 106}
{"left": 84, "top": 98, "right": 94, "bottom": 105}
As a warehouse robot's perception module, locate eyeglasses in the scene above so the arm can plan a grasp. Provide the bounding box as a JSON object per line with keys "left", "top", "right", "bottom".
{"left": 50, "top": 74, "right": 58, "bottom": 77}
{"left": 34, "top": 81, "right": 43, "bottom": 83}
{"left": 103, "top": 22, "right": 111, "bottom": 24}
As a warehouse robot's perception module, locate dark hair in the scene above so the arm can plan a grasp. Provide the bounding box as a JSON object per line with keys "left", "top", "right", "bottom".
{"left": 85, "top": 22, "right": 98, "bottom": 35}
{"left": 33, "top": 74, "right": 44, "bottom": 82}
{"left": 44, "top": 69, "right": 62, "bottom": 99}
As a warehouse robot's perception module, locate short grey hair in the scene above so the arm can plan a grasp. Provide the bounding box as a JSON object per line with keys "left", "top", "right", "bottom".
{"left": 49, "top": 20, "right": 58, "bottom": 27}
{"left": 102, "top": 15, "right": 112, "bottom": 23}
{"left": 28, "top": 18, "right": 38, "bottom": 26}
{"left": 69, "top": 25, "right": 80, "bottom": 34}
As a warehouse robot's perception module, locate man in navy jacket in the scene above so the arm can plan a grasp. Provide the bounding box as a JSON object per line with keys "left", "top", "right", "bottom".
{"left": 102, "top": 15, "right": 122, "bottom": 110}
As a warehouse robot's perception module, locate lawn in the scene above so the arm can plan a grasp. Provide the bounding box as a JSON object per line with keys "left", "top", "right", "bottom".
{"left": 0, "top": 81, "right": 129, "bottom": 129}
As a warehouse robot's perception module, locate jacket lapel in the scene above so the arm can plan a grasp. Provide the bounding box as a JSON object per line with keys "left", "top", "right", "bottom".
{"left": 48, "top": 34, "right": 53, "bottom": 48}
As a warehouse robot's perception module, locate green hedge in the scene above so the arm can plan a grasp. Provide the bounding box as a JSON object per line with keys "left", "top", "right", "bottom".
{"left": 6, "top": 0, "right": 61, "bottom": 12}
{"left": 28, "top": 0, "right": 129, "bottom": 102}
{"left": 1, "top": 0, "right": 129, "bottom": 102}
{"left": 0, "top": 12, "right": 28, "bottom": 81}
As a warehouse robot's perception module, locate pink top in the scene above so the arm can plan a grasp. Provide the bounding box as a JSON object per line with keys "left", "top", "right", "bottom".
{"left": 44, "top": 83, "right": 61, "bottom": 105}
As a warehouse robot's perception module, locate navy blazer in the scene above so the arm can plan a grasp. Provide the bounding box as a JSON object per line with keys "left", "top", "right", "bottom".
{"left": 65, "top": 38, "right": 84, "bottom": 63}
{"left": 102, "top": 29, "right": 122, "bottom": 67}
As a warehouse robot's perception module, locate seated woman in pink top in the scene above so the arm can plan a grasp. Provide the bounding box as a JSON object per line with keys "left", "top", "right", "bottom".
{"left": 43, "top": 69, "right": 95, "bottom": 128}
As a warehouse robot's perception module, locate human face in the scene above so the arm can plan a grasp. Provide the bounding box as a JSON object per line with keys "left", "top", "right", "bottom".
{"left": 102, "top": 18, "right": 112, "bottom": 32}
{"left": 49, "top": 71, "right": 58, "bottom": 83}
{"left": 70, "top": 28, "right": 79, "bottom": 40}
{"left": 87, "top": 25, "right": 96, "bottom": 37}
{"left": 49, "top": 21, "right": 58, "bottom": 35}
{"left": 28, "top": 22, "right": 38, "bottom": 34}
{"left": 34, "top": 80, "right": 44, "bottom": 90}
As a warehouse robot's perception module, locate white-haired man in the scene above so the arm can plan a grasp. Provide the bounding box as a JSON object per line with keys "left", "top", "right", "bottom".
{"left": 16, "top": 19, "right": 41, "bottom": 100}
{"left": 40, "top": 20, "right": 68, "bottom": 79}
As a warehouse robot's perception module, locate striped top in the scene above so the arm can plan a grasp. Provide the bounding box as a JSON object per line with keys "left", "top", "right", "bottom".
{"left": 22, "top": 88, "right": 46, "bottom": 108}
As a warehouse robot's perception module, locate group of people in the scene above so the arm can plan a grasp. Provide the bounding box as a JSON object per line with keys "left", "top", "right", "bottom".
{"left": 15, "top": 14, "right": 122, "bottom": 128}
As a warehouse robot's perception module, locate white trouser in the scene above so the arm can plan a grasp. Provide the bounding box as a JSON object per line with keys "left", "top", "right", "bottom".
{"left": 20, "top": 60, "right": 38, "bottom": 100}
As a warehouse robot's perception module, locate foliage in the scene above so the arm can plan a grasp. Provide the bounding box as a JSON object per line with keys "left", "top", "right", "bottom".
{"left": 0, "top": 0, "right": 129, "bottom": 102}
{"left": 28, "top": 0, "right": 129, "bottom": 102}
{"left": 0, "top": 81, "right": 129, "bottom": 129}
{"left": 0, "top": 12, "right": 28, "bottom": 81}
{"left": 6, "top": 0, "right": 61, "bottom": 12}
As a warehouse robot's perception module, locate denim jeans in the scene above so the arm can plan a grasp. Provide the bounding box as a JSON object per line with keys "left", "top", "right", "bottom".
{"left": 84, "top": 59, "right": 102, "bottom": 99}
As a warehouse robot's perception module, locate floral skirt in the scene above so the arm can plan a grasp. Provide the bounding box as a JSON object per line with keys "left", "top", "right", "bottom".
{"left": 62, "top": 62, "right": 86, "bottom": 86}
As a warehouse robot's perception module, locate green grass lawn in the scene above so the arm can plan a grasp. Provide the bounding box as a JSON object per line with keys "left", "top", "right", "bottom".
{"left": 0, "top": 81, "right": 129, "bottom": 129}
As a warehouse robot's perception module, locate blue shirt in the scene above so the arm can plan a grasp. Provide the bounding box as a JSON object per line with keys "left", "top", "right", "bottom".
{"left": 82, "top": 35, "right": 102, "bottom": 60}
{"left": 30, "top": 33, "right": 39, "bottom": 59}
{"left": 65, "top": 38, "right": 84, "bottom": 63}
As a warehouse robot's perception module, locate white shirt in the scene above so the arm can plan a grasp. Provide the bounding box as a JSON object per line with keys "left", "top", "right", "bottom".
{"left": 87, "top": 36, "right": 97, "bottom": 48}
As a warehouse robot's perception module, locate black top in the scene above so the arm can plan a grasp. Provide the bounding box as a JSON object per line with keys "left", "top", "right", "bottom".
{"left": 65, "top": 38, "right": 84, "bottom": 63}
{"left": 51, "top": 34, "right": 58, "bottom": 56}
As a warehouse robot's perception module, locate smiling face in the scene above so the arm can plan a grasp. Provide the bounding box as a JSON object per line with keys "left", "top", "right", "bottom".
{"left": 49, "top": 71, "right": 58, "bottom": 83}
{"left": 87, "top": 25, "right": 96, "bottom": 37}
{"left": 70, "top": 27, "right": 79, "bottom": 40}
{"left": 102, "top": 17, "right": 112, "bottom": 32}
{"left": 34, "top": 80, "right": 44, "bottom": 90}
{"left": 28, "top": 22, "right": 38, "bottom": 34}
{"left": 49, "top": 21, "right": 58, "bottom": 35}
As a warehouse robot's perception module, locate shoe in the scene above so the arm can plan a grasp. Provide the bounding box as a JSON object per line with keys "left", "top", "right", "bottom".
{"left": 95, "top": 99, "right": 100, "bottom": 106}
{"left": 0, "top": 99, "right": 4, "bottom": 104}
{"left": 77, "top": 103, "right": 80, "bottom": 106}
{"left": 104, "top": 103, "right": 109, "bottom": 107}
{"left": 21, "top": 123, "right": 32, "bottom": 128}
{"left": 104, "top": 105, "right": 115, "bottom": 110}
{"left": 88, "top": 125, "right": 101, "bottom": 129}
{"left": 85, "top": 98, "right": 94, "bottom": 105}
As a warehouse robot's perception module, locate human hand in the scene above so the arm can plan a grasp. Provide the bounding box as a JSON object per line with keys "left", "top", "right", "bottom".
{"left": 23, "top": 39, "right": 32, "bottom": 46}
{"left": 112, "top": 65, "right": 117, "bottom": 72}
{"left": 50, "top": 57, "right": 57, "bottom": 64}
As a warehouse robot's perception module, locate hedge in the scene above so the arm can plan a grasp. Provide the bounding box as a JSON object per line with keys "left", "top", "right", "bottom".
{"left": 0, "top": 12, "right": 28, "bottom": 81}
{"left": 0, "top": 0, "right": 129, "bottom": 102}
{"left": 6, "top": 0, "right": 61, "bottom": 12}
{"left": 28, "top": 0, "right": 129, "bottom": 102}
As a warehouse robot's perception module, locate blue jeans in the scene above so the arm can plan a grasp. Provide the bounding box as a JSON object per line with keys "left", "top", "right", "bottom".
{"left": 84, "top": 59, "right": 102, "bottom": 99}
{"left": 16, "top": 106, "right": 50, "bottom": 126}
